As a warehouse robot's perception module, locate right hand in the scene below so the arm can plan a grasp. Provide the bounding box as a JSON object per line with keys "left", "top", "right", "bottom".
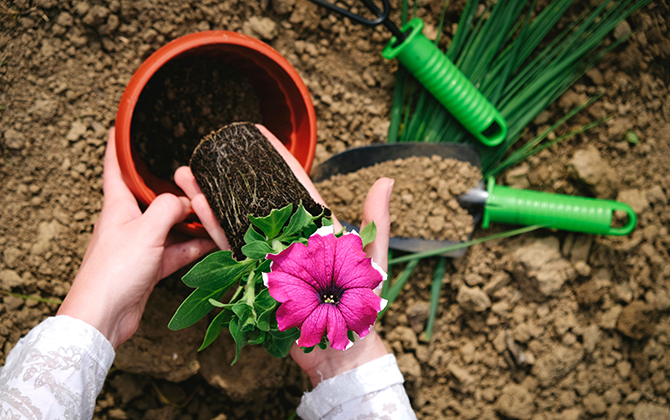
{"left": 174, "top": 125, "right": 394, "bottom": 386}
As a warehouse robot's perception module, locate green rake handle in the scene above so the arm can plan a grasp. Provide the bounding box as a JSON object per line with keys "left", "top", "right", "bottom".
{"left": 482, "top": 177, "right": 636, "bottom": 236}
{"left": 382, "top": 18, "right": 507, "bottom": 147}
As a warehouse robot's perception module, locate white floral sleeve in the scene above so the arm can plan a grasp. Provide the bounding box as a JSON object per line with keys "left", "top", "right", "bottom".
{"left": 297, "top": 354, "right": 417, "bottom": 420}
{"left": 0, "top": 315, "right": 115, "bottom": 420}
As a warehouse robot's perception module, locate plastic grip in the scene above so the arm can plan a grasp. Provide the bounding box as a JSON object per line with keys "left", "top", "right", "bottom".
{"left": 481, "top": 177, "right": 636, "bottom": 236}
{"left": 382, "top": 18, "right": 507, "bottom": 146}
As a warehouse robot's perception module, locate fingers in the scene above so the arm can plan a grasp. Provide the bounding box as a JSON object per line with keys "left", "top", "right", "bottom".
{"left": 256, "top": 125, "right": 328, "bottom": 208}
{"left": 161, "top": 238, "right": 217, "bottom": 278}
{"left": 361, "top": 178, "right": 394, "bottom": 271}
{"left": 174, "top": 166, "right": 231, "bottom": 250}
{"left": 102, "top": 127, "right": 139, "bottom": 207}
{"left": 138, "top": 193, "right": 191, "bottom": 243}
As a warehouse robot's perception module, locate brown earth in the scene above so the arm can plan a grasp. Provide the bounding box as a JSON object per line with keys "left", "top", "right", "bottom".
{"left": 1, "top": 1, "right": 670, "bottom": 420}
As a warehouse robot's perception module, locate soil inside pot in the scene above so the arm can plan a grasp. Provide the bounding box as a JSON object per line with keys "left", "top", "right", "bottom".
{"left": 131, "top": 56, "right": 263, "bottom": 180}
{"left": 315, "top": 156, "right": 482, "bottom": 242}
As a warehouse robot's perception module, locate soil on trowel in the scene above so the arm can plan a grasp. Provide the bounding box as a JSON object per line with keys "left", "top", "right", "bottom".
{"left": 316, "top": 156, "right": 482, "bottom": 242}
{"left": 131, "top": 56, "right": 262, "bottom": 179}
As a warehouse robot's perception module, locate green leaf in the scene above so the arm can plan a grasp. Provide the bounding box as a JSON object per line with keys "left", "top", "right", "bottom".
{"left": 182, "top": 251, "right": 252, "bottom": 290}
{"left": 249, "top": 204, "right": 293, "bottom": 240}
{"left": 244, "top": 224, "right": 266, "bottom": 244}
{"left": 208, "top": 298, "right": 226, "bottom": 308}
{"left": 360, "top": 221, "right": 377, "bottom": 249}
{"left": 279, "top": 201, "right": 314, "bottom": 240}
{"left": 232, "top": 301, "right": 255, "bottom": 331}
{"left": 229, "top": 317, "right": 248, "bottom": 365}
{"left": 198, "top": 308, "right": 233, "bottom": 351}
{"left": 168, "top": 288, "right": 225, "bottom": 330}
{"left": 322, "top": 217, "right": 333, "bottom": 227}
{"left": 263, "top": 328, "right": 300, "bottom": 359}
{"left": 302, "top": 346, "right": 315, "bottom": 354}
{"left": 247, "top": 329, "right": 266, "bottom": 345}
{"left": 241, "top": 241, "right": 274, "bottom": 260}
{"left": 254, "top": 289, "right": 278, "bottom": 332}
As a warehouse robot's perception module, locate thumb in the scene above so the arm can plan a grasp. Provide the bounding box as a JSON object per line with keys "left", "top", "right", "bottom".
{"left": 360, "top": 178, "right": 394, "bottom": 271}
{"left": 138, "top": 193, "right": 191, "bottom": 242}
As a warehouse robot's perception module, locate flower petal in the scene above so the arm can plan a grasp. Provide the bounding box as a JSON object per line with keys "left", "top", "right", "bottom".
{"left": 267, "top": 241, "right": 330, "bottom": 291}
{"left": 276, "top": 295, "right": 320, "bottom": 331}
{"left": 332, "top": 234, "right": 384, "bottom": 290}
{"left": 265, "top": 270, "right": 317, "bottom": 302}
{"left": 326, "top": 306, "right": 351, "bottom": 350}
{"left": 296, "top": 304, "right": 329, "bottom": 348}
{"left": 337, "top": 288, "right": 383, "bottom": 339}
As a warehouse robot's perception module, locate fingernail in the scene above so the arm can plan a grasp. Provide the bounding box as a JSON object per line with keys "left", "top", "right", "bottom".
{"left": 387, "top": 179, "right": 395, "bottom": 202}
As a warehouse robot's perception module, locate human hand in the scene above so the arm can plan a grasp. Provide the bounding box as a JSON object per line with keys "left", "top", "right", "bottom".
{"left": 175, "top": 124, "right": 394, "bottom": 386}
{"left": 57, "top": 128, "right": 217, "bottom": 349}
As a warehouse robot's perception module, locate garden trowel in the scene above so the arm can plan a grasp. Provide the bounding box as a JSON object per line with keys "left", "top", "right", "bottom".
{"left": 311, "top": 143, "right": 637, "bottom": 256}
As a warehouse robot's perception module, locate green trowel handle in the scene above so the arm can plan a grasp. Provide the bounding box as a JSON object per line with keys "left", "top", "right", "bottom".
{"left": 482, "top": 177, "right": 636, "bottom": 236}
{"left": 382, "top": 18, "right": 507, "bottom": 147}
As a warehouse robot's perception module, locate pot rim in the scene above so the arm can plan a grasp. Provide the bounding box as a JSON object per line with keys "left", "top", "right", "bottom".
{"left": 115, "top": 30, "right": 317, "bottom": 236}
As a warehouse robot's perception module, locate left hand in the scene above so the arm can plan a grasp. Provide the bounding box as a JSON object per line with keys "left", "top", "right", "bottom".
{"left": 57, "top": 128, "right": 216, "bottom": 349}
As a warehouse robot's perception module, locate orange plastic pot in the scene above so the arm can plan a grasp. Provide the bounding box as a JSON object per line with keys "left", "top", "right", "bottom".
{"left": 115, "top": 31, "right": 317, "bottom": 236}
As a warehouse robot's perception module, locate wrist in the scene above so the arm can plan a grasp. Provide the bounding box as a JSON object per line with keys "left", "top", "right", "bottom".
{"left": 305, "top": 329, "right": 389, "bottom": 386}
{"left": 57, "top": 279, "right": 121, "bottom": 348}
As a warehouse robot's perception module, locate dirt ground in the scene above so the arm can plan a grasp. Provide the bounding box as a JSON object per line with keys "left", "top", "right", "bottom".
{"left": 1, "top": 1, "right": 670, "bottom": 419}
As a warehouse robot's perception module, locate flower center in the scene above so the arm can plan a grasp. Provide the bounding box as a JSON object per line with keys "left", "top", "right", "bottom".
{"left": 319, "top": 284, "right": 344, "bottom": 305}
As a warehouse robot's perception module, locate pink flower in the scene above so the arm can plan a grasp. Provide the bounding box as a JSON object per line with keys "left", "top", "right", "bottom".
{"left": 263, "top": 226, "right": 387, "bottom": 350}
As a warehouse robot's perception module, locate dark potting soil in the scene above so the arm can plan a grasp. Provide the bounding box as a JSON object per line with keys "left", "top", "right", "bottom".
{"left": 131, "top": 56, "right": 263, "bottom": 179}
{"left": 190, "top": 123, "right": 329, "bottom": 259}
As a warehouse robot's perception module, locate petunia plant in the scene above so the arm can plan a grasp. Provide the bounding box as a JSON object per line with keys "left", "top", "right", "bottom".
{"left": 168, "top": 201, "right": 385, "bottom": 364}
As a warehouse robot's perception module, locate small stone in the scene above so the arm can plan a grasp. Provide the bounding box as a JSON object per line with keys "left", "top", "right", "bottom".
{"left": 456, "top": 285, "right": 491, "bottom": 312}
{"left": 573, "top": 261, "right": 591, "bottom": 277}
{"left": 386, "top": 326, "right": 418, "bottom": 351}
{"left": 406, "top": 301, "right": 430, "bottom": 334}
{"left": 447, "top": 362, "right": 474, "bottom": 387}
{"left": 3, "top": 247, "right": 21, "bottom": 268}
{"left": 83, "top": 5, "right": 109, "bottom": 26}
{"left": 483, "top": 272, "right": 510, "bottom": 295}
{"left": 585, "top": 68, "right": 604, "bottom": 85}
{"left": 633, "top": 403, "right": 670, "bottom": 420}
{"left": 505, "top": 163, "right": 530, "bottom": 189}
{"left": 582, "top": 324, "right": 600, "bottom": 353}
{"left": 645, "top": 185, "right": 666, "bottom": 205}
{"left": 495, "top": 384, "right": 535, "bottom": 420}
{"left": 531, "top": 345, "right": 584, "bottom": 387}
{"left": 464, "top": 273, "right": 484, "bottom": 286}
{"left": 272, "top": 0, "right": 296, "bottom": 14}
{"left": 559, "top": 408, "right": 582, "bottom": 420}
{"left": 617, "top": 189, "right": 649, "bottom": 214}
{"left": 66, "top": 121, "right": 88, "bottom": 141}
{"left": 512, "top": 236, "right": 576, "bottom": 298}
{"left": 242, "top": 16, "right": 278, "bottom": 40}
{"left": 569, "top": 145, "right": 618, "bottom": 198}
{"left": 599, "top": 304, "right": 623, "bottom": 329}
{"left": 332, "top": 186, "right": 353, "bottom": 203}
{"left": 613, "top": 20, "right": 632, "bottom": 40}
{"left": 4, "top": 129, "right": 26, "bottom": 150}
{"left": 0, "top": 269, "right": 23, "bottom": 290}
{"left": 460, "top": 342, "right": 475, "bottom": 364}
{"left": 56, "top": 12, "right": 74, "bottom": 27}
{"left": 616, "top": 360, "right": 631, "bottom": 379}
{"left": 583, "top": 393, "right": 607, "bottom": 416}
{"left": 616, "top": 301, "right": 655, "bottom": 340}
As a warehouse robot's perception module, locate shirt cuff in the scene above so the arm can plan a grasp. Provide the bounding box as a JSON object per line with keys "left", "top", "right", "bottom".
{"left": 297, "top": 353, "right": 404, "bottom": 420}
{"left": 44, "top": 315, "right": 116, "bottom": 371}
